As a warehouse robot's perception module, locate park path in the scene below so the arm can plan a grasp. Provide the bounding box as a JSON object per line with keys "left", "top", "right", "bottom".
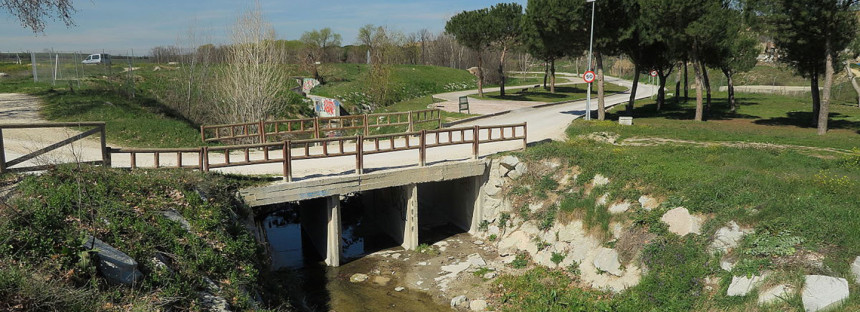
{"left": 432, "top": 72, "right": 585, "bottom": 115}
{"left": 0, "top": 74, "right": 656, "bottom": 180}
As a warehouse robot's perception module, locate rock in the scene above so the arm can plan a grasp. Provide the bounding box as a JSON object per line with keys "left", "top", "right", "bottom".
{"left": 467, "top": 253, "right": 486, "bottom": 266}
{"left": 851, "top": 256, "right": 860, "bottom": 284}
{"left": 498, "top": 231, "right": 534, "bottom": 256}
{"left": 152, "top": 66, "right": 161, "bottom": 71}
{"left": 395, "top": 286, "right": 405, "bottom": 292}
{"left": 534, "top": 250, "right": 557, "bottom": 268}
{"left": 82, "top": 236, "right": 143, "bottom": 286}
{"left": 500, "top": 155, "right": 520, "bottom": 169}
{"left": 608, "top": 202, "right": 631, "bottom": 214}
{"left": 473, "top": 240, "right": 484, "bottom": 245}
{"left": 151, "top": 252, "right": 173, "bottom": 274}
{"left": 557, "top": 221, "right": 586, "bottom": 243}
{"left": 162, "top": 210, "right": 192, "bottom": 231}
{"left": 484, "top": 184, "right": 502, "bottom": 196}
{"left": 487, "top": 225, "right": 501, "bottom": 236}
{"left": 542, "top": 160, "right": 561, "bottom": 169}
{"left": 450, "top": 295, "right": 468, "bottom": 308}
{"left": 579, "top": 132, "right": 619, "bottom": 144}
{"left": 509, "top": 162, "right": 527, "bottom": 180}
{"left": 350, "top": 273, "right": 369, "bottom": 283}
{"left": 483, "top": 272, "right": 497, "bottom": 279}
{"left": 593, "top": 248, "right": 623, "bottom": 276}
{"left": 720, "top": 258, "right": 735, "bottom": 272}
{"left": 392, "top": 253, "right": 401, "bottom": 259}
{"left": 802, "top": 275, "right": 849, "bottom": 312}
{"left": 727, "top": 275, "right": 765, "bottom": 296}
{"left": 0, "top": 73, "right": 9, "bottom": 78}
{"left": 595, "top": 193, "right": 609, "bottom": 206}
{"left": 710, "top": 221, "right": 750, "bottom": 253}
{"left": 758, "top": 284, "right": 793, "bottom": 305}
{"left": 199, "top": 292, "right": 230, "bottom": 312}
{"left": 528, "top": 202, "right": 544, "bottom": 213}
{"left": 592, "top": 174, "right": 610, "bottom": 187}
{"left": 470, "top": 299, "right": 488, "bottom": 311}
{"left": 660, "top": 207, "right": 702, "bottom": 236}
{"left": 638, "top": 195, "right": 660, "bottom": 211}
{"left": 372, "top": 276, "right": 391, "bottom": 286}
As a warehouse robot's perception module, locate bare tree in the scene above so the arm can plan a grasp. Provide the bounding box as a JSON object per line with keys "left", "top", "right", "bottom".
{"left": 1, "top": 0, "right": 75, "bottom": 32}
{"left": 213, "top": 2, "right": 287, "bottom": 123}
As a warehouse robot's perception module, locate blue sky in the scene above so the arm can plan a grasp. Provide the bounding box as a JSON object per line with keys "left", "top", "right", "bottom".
{"left": 1, "top": 0, "right": 527, "bottom": 55}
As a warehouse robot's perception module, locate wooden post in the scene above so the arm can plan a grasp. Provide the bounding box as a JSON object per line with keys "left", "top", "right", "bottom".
{"left": 437, "top": 110, "right": 442, "bottom": 129}
{"left": 313, "top": 118, "right": 320, "bottom": 139}
{"left": 363, "top": 115, "right": 369, "bottom": 136}
{"left": 259, "top": 120, "right": 266, "bottom": 143}
{"left": 130, "top": 152, "right": 137, "bottom": 169}
{"left": 100, "top": 124, "right": 110, "bottom": 167}
{"left": 198, "top": 147, "right": 204, "bottom": 170}
{"left": 419, "top": 130, "right": 426, "bottom": 166}
{"left": 522, "top": 122, "right": 528, "bottom": 150}
{"left": 408, "top": 111, "right": 414, "bottom": 132}
{"left": 200, "top": 125, "right": 206, "bottom": 143}
{"left": 283, "top": 140, "right": 292, "bottom": 182}
{"left": 356, "top": 136, "right": 364, "bottom": 175}
{"left": 0, "top": 129, "right": 6, "bottom": 174}
{"left": 202, "top": 147, "right": 210, "bottom": 172}
{"left": 154, "top": 152, "right": 160, "bottom": 169}
{"left": 472, "top": 125, "right": 480, "bottom": 160}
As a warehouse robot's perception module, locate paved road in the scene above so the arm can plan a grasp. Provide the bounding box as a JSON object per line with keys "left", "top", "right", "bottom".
{"left": 0, "top": 74, "right": 656, "bottom": 180}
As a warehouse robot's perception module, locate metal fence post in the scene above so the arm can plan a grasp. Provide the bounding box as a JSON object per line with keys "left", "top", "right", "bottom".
{"left": 283, "top": 140, "right": 292, "bottom": 182}
{"left": 472, "top": 125, "right": 480, "bottom": 160}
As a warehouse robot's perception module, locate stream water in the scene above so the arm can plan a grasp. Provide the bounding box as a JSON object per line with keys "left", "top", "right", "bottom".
{"left": 262, "top": 196, "right": 450, "bottom": 311}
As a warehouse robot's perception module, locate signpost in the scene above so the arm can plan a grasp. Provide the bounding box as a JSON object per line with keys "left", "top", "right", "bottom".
{"left": 650, "top": 70, "right": 658, "bottom": 78}
{"left": 585, "top": 0, "right": 597, "bottom": 121}
{"left": 583, "top": 71, "right": 596, "bottom": 83}
{"left": 459, "top": 96, "right": 470, "bottom": 114}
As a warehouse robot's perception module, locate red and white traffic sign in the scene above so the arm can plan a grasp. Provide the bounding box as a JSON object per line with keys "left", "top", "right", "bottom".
{"left": 650, "top": 70, "right": 658, "bottom": 77}
{"left": 583, "top": 71, "right": 596, "bottom": 83}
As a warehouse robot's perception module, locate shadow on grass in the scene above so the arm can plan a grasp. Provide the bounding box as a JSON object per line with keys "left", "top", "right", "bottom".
{"left": 37, "top": 87, "right": 199, "bottom": 127}
{"left": 754, "top": 111, "right": 860, "bottom": 130}
{"left": 482, "top": 86, "right": 584, "bottom": 101}
{"left": 606, "top": 97, "right": 762, "bottom": 121}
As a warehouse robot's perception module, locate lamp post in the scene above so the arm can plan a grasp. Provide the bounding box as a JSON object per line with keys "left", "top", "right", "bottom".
{"left": 585, "top": 0, "right": 597, "bottom": 121}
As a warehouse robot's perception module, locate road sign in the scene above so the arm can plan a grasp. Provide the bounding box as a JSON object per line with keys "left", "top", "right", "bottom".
{"left": 583, "top": 71, "right": 596, "bottom": 83}
{"left": 650, "top": 70, "right": 658, "bottom": 77}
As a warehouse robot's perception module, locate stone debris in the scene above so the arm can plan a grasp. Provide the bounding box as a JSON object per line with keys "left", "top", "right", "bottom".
{"left": 758, "top": 284, "right": 793, "bottom": 305}
{"left": 392, "top": 253, "right": 401, "bottom": 259}
{"left": 450, "top": 295, "right": 468, "bottom": 308}
{"left": 542, "top": 159, "right": 561, "bottom": 169}
{"left": 82, "top": 236, "right": 143, "bottom": 286}
{"left": 727, "top": 275, "right": 765, "bottom": 296}
{"left": 720, "top": 258, "right": 735, "bottom": 272}
{"left": 592, "top": 174, "right": 610, "bottom": 187}
{"left": 470, "top": 299, "right": 488, "bottom": 311}
{"left": 638, "top": 195, "right": 660, "bottom": 211}
{"left": 373, "top": 276, "right": 391, "bottom": 286}
{"left": 802, "top": 275, "right": 849, "bottom": 312}
{"left": 466, "top": 253, "right": 486, "bottom": 266}
{"left": 710, "top": 221, "right": 751, "bottom": 253}
{"left": 198, "top": 291, "right": 230, "bottom": 312}
{"left": 608, "top": 202, "right": 631, "bottom": 214}
{"left": 483, "top": 272, "right": 497, "bottom": 279}
{"left": 660, "top": 207, "right": 703, "bottom": 236}
{"left": 509, "top": 162, "right": 528, "bottom": 180}
{"left": 595, "top": 193, "right": 609, "bottom": 206}
{"left": 0, "top": 73, "right": 9, "bottom": 78}
{"left": 528, "top": 202, "right": 544, "bottom": 213}
{"left": 162, "top": 210, "right": 192, "bottom": 232}
{"left": 473, "top": 240, "right": 484, "bottom": 245}
{"left": 349, "top": 273, "right": 369, "bottom": 283}
{"left": 500, "top": 155, "right": 520, "bottom": 170}
{"left": 395, "top": 286, "right": 405, "bottom": 292}
{"left": 593, "top": 248, "right": 623, "bottom": 276}
{"left": 851, "top": 256, "right": 860, "bottom": 284}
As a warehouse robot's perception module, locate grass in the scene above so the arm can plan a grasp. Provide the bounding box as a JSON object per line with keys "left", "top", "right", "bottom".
{"left": 0, "top": 165, "right": 291, "bottom": 311}
{"left": 470, "top": 82, "right": 627, "bottom": 103}
{"left": 574, "top": 92, "right": 860, "bottom": 150}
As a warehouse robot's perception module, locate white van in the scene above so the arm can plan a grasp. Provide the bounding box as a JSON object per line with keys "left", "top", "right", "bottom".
{"left": 82, "top": 53, "right": 111, "bottom": 65}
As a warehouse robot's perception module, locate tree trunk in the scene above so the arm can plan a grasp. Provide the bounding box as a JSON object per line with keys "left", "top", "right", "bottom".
{"left": 499, "top": 46, "right": 508, "bottom": 97}
{"left": 627, "top": 66, "right": 640, "bottom": 115}
{"left": 819, "top": 39, "right": 833, "bottom": 135}
{"left": 597, "top": 52, "right": 606, "bottom": 120}
{"left": 684, "top": 61, "right": 689, "bottom": 100}
{"left": 701, "top": 60, "right": 711, "bottom": 114}
{"left": 844, "top": 62, "right": 860, "bottom": 108}
{"left": 657, "top": 71, "right": 669, "bottom": 110}
{"left": 811, "top": 72, "right": 820, "bottom": 127}
{"left": 550, "top": 59, "right": 556, "bottom": 93}
{"left": 477, "top": 52, "right": 484, "bottom": 97}
{"left": 543, "top": 61, "right": 549, "bottom": 89}
{"left": 675, "top": 61, "right": 682, "bottom": 104}
{"left": 692, "top": 50, "right": 704, "bottom": 121}
{"left": 723, "top": 67, "right": 736, "bottom": 113}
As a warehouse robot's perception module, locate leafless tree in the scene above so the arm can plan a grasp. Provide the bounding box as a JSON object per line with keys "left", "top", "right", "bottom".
{"left": 1, "top": 0, "right": 75, "bottom": 32}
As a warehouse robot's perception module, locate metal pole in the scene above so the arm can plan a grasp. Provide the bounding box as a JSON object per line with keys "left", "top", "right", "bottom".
{"left": 586, "top": 0, "right": 596, "bottom": 121}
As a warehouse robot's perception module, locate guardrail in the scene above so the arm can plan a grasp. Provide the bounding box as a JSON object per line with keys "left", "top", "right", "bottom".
{"left": 0, "top": 122, "right": 110, "bottom": 174}
{"left": 200, "top": 109, "right": 443, "bottom": 144}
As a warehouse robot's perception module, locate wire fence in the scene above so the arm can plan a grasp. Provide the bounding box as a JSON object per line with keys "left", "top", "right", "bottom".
{"left": 0, "top": 50, "right": 152, "bottom": 90}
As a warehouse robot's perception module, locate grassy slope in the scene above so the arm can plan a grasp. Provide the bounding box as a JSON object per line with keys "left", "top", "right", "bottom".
{"left": 496, "top": 92, "right": 860, "bottom": 311}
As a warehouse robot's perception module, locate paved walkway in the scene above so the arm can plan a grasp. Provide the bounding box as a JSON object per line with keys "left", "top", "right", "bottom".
{"left": 432, "top": 72, "right": 585, "bottom": 115}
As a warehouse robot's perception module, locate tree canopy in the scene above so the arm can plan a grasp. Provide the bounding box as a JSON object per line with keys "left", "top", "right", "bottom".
{"left": 2, "top": 0, "right": 75, "bottom": 32}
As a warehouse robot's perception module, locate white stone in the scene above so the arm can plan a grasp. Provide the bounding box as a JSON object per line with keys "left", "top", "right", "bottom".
{"left": 534, "top": 249, "right": 557, "bottom": 268}
{"left": 500, "top": 155, "right": 520, "bottom": 169}
{"left": 595, "top": 193, "right": 609, "bottom": 206}
{"left": 470, "top": 299, "right": 488, "bottom": 311}
{"left": 711, "top": 221, "right": 750, "bottom": 253}
{"left": 484, "top": 184, "right": 502, "bottom": 196}
{"left": 450, "top": 295, "right": 468, "bottom": 308}
{"left": 638, "top": 195, "right": 660, "bottom": 211}
{"left": 483, "top": 272, "right": 497, "bottom": 279}
{"left": 758, "top": 284, "right": 793, "bottom": 305}
{"left": 720, "top": 259, "right": 735, "bottom": 272}
{"left": 557, "top": 221, "right": 585, "bottom": 243}
{"left": 487, "top": 225, "right": 501, "bottom": 236}
{"left": 802, "top": 275, "right": 849, "bottom": 312}
{"left": 542, "top": 160, "right": 561, "bottom": 169}
{"left": 851, "top": 256, "right": 860, "bottom": 284}
{"left": 473, "top": 240, "right": 484, "bottom": 245}
{"left": 392, "top": 253, "right": 401, "bottom": 259}
{"left": 498, "top": 231, "right": 532, "bottom": 255}
{"left": 608, "top": 202, "right": 631, "bottom": 214}
{"left": 593, "top": 248, "right": 623, "bottom": 276}
{"left": 350, "top": 273, "right": 369, "bottom": 283}
{"left": 395, "top": 286, "right": 405, "bottom": 292}
{"left": 467, "top": 253, "right": 486, "bottom": 267}
{"left": 727, "top": 275, "right": 764, "bottom": 296}
{"left": 510, "top": 162, "right": 527, "bottom": 179}
{"left": 592, "top": 174, "right": 610, "bottom": 187}
{"left": 660, "top": 207, "right": 703, "bottom": 236}
{"left": 528, "top": 202, "right": 544, "bottom": 213}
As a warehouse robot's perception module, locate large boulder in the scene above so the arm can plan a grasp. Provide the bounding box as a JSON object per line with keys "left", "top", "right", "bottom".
{"left": 710, "top": 221, "right": 751, "bottom": 253}
{"left": 608, "top": 202, "right": 631, "bottom": 214}
{"left": 726, "top": 275, "right": 765, "bottom": 296}
{"left": 758, "top": 284, "right": 793, "bottom": 305}
{"left": 660, "top": 207, "right": 702, "bottom": 236}
{"left": 500, "top": 155, "right": 520, "bottom": 170}
{"left": 82, "top": 236, "right": 143, "bottom": 286}
{"left": 802, "top": 275, "right": 849, "bottom": 312}
{"left": 593, "top": 248, "right": 623, "bottom": 277}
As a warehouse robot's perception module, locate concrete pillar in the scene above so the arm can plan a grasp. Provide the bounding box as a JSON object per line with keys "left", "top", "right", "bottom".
{"left": 417, "top": 176, "right": 482, "bottom": 234}
{"left": 403, "top": 184, "right": 419, "bottom": 250}
{"left": 299, "top": 196, "right": 342, "bottom": 267}
{"left": 362, "top": 184, "right": 419, "bottom": 251}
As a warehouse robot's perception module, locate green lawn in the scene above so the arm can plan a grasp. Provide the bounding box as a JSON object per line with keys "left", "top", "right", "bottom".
{"left": 470, "top": 82, "right": 627, "bottom": 103}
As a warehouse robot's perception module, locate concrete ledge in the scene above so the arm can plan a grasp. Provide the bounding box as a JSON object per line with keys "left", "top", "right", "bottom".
{"left": 241, "top": 160, "right": 487, "bottom": 206}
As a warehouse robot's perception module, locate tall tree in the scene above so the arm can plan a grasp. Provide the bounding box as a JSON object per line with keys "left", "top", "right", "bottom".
{"left": 522, "top": 0, "right": 588, "bottom": 93}
{"left": 593, "top": 0, "right": 636, "bottom": 120}
{"left": 487, "top": 3, "right": 524, "bottom": 97}
{"left": 300, "top": 27, "right": 342, "bottom": 63}
{"left": 446, "top": 8, "right": 494, "bottom": 96}
{"left": 1, "top": 0, "right": 74, "bottom": 32}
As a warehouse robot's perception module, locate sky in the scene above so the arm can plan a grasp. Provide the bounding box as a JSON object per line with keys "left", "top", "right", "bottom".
{"left": 1, "top": 0, "right": 527, "bottom": 55}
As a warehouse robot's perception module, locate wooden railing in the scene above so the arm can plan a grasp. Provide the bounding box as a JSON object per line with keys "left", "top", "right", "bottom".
{"left": 113, "top": 122, "right": 526, "bottom": 182}
{"left": 200, "top": 109, "right": 443, "bottom": 144}
{"left": 0, "top": 122, "right": 110, "bottom": 174}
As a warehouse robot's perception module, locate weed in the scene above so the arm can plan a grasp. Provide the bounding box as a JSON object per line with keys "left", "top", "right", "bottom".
{"left": 473, "top": 267, "right": 493, "bottom": 278}
{"left": 478, "top": 220, "right": 490, "bottom": 232}
{"left": 741, "top": 231, "right": 805, "bottom": 258}
{"left": 416, "top": 243, "right": 439, "bottom": 256}
{"left": 511, "top": 253, "right": 530, "bottom": 269}
{"left": 567, "top": 261, "right": 581, "bottom": 276}
{"left": 551, "top": 252, "right": 566, "bottom": 265}
{"left": 499, "top": 212, "right": 511, "bottom": 229}
{"left": 488, "top": 234, "right": 498, "bottom": 242}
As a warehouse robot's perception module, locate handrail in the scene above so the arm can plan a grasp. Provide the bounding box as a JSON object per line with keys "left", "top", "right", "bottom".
{"left": 0, "top": 122, "right": 109, "bottom": 174}
{"left": 1, "top": 121, "right": 526, "bottom": 182}
{"left": 199, "top": 109, "right": 443, "bottom": 144}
